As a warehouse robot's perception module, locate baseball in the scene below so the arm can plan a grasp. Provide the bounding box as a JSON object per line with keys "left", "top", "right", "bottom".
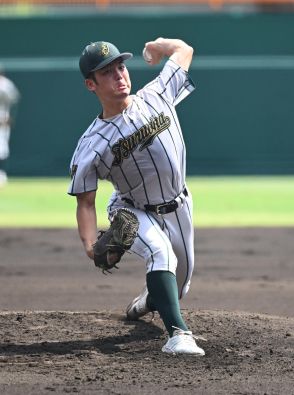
{"left": 143, "top": 48, "right": 152, "bottom": 63}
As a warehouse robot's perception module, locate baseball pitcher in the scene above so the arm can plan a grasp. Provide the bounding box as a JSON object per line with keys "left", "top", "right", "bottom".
{"left": 68, "top": 38, "right": 205, "bottom": 356}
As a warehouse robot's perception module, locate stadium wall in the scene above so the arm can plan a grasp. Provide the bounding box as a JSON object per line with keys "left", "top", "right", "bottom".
{"left": 1, "top": 9, "right": 294, "bottom": 176}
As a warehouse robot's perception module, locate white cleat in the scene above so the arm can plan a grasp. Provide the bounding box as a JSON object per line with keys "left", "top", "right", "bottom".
{"left": 162, "top": 327, "right": 206, "bottom": 356}
{"left": 126, "top": 286, "right": 152, "bottom": 320}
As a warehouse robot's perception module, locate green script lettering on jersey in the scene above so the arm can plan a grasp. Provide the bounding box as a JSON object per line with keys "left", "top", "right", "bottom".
{"left": 111, "top": 112, "right": 171, "bottom": 166}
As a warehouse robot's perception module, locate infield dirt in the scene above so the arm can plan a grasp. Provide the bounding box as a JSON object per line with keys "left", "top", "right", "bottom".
{"left": 0, "top": 228, "right": 293, "bottom": 394}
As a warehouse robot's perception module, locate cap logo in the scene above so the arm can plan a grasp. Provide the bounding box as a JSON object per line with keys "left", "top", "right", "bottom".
{"left": 100, "top": 43, "right": 109, "bottom": 57}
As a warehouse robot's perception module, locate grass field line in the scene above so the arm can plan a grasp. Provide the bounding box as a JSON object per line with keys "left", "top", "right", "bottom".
{"left": 0, "top": 176, "right": 294, "bottom": 228}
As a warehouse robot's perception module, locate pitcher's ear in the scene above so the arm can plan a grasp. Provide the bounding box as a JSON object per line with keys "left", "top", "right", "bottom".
{"left": 85, "top": 78, "right": 94, "bottom": 91}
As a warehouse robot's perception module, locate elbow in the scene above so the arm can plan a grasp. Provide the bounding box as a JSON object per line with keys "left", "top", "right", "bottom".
{"left": 180, "top": 42, "right": 194, "bottom": 64}
{"left": 186, "top": 44, "right": 194, "bottom": 57}
{"left": 76, "top": 191, "right": 96, "bottom": 210}
{"left": 77, "top": 200, "right": 96, "bottom": 211}
{"left": 177, "top": 40, "right": 194, "bottom": 57}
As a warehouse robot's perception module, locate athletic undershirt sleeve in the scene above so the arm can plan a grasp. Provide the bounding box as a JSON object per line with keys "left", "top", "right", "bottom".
{"left": 143, "top": 59, "right": 195, "bottom": 106}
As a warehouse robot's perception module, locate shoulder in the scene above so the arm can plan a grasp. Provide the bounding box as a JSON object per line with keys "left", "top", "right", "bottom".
{"left": 73, "top": 117, "right": 116, "bottom": 157}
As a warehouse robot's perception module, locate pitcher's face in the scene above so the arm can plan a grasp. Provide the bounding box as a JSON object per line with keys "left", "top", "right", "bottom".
{"left": 85, "top": 59, "right": 131, "bottom": 102}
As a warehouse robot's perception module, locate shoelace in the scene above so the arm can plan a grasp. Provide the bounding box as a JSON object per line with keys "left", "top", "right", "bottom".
{"left": 172, "top": 326, "right": 207, "bottom": 342}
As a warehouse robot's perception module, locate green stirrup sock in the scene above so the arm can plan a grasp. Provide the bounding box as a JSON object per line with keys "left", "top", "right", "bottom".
{"left": 146, "top": 271, "right": 188, "bottom": 337}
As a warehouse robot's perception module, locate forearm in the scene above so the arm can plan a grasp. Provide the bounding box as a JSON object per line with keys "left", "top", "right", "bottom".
{"left": 76, "top": 193, "right": 97, "bottom": 260}
{"left": 145, "top": 38, "right": 194, "bottom": 71}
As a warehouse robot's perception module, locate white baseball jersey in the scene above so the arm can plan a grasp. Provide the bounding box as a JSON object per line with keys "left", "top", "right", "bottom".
{"left": 68, "top": 59, "right": 194, "bottom": 203}
{"left": 0, "top": 75, "right": 19, "bottom": 160}
{"left": 68, "top": 59, "right": 196, "bottom": 299}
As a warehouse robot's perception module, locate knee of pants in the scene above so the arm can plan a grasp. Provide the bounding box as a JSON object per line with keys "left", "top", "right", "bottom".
{"left": 145, "top": 246, "right": 178, "bottom": 275}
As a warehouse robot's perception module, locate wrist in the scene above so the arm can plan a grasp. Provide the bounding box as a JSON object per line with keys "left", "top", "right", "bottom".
{"left": 86, "top": 247, "right": 94, "bottom": 260}
{"left": 84, "top": 242, "right": 94, "bottom": 260}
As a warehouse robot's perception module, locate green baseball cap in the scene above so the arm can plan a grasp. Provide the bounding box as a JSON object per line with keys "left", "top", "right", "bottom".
{"left": 79, "top": 41, "right": 133, "bottom": 78}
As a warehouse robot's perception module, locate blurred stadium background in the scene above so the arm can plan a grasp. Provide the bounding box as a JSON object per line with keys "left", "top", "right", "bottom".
{"left": 0, "top": 0, "right": 294, "bottom": 179}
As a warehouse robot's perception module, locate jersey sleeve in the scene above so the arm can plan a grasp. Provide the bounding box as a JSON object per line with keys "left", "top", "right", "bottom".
{"left": 141, "top": 59, "right": 195, "bottom": 106}
{"left": 67, "top": 143, "right": 98, "bottom": 196}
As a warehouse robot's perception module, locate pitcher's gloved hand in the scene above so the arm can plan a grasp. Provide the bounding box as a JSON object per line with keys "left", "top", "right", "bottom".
{"left": 93, "top": 208, "right": 139, "bottom": 274}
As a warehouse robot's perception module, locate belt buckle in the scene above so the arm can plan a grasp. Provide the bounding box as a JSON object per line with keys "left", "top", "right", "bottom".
{"left": 155, "top": 203, "right": 166, "bottom": 215}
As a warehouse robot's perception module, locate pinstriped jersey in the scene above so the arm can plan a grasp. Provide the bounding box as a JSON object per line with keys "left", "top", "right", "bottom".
{"left": 68, "top": 59, "right": 195, "bottom": 207}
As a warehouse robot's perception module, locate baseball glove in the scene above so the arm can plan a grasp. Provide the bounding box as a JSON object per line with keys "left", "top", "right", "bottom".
{"left": 93, "top": 208, "right": 139, "bottom": 274}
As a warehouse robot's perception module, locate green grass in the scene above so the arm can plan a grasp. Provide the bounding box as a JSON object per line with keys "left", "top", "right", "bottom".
{"left": 0, "top": 176, "right": 294, "bottom": 227}
{"left": 188, "top": 176, "right": 294, "bottom": 226}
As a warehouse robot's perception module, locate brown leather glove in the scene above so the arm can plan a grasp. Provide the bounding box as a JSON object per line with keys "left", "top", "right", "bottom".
{"left": 93, "top": 208, "right": 139, "bottom": 274}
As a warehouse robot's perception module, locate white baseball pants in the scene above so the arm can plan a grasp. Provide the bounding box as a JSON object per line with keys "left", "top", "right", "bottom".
{"left": 109, "top": 190, "right": 195, "bottom": 299}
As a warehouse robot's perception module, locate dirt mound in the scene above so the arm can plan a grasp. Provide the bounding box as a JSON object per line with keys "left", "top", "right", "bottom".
{"left": 0, "top": 310, "right": 293, "bottom": 394}
{"left": 0, "top": 228, "right": 293, "bottom": 393}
